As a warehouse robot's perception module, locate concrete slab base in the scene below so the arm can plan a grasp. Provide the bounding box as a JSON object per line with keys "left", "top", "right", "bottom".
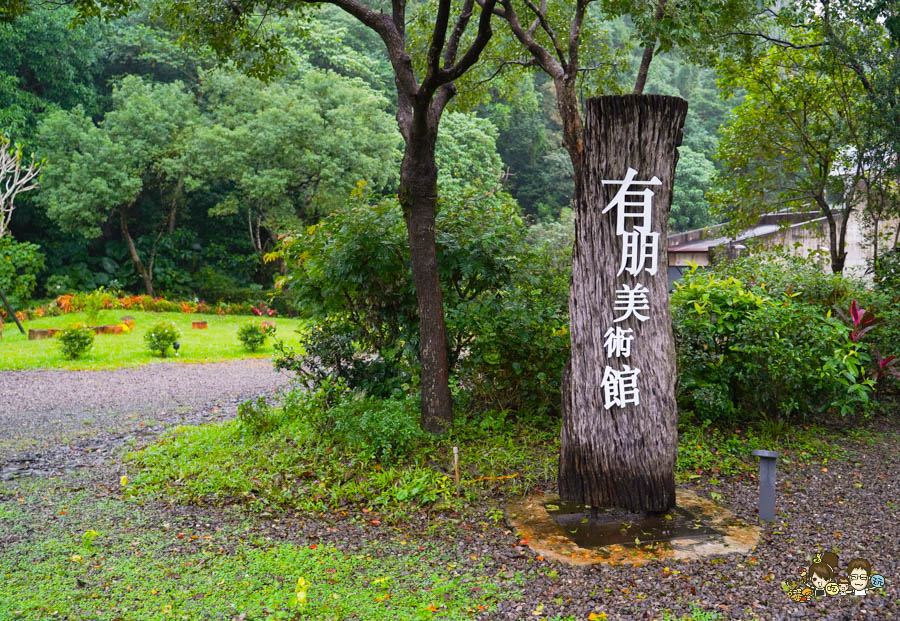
{"left": 506, "top": 489, "right": 760, "bottom": 566}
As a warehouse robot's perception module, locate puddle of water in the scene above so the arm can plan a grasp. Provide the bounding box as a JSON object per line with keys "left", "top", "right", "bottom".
{"left": 545, "top": 500, "right": 721, "bottom": 548}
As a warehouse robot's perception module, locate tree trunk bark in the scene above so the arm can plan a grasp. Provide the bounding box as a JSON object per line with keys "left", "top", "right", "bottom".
{"left": 559, "top": 95, "right": 687, "bottom": 513}
{"left": 399, "top": 124, "right": 453, "bottom": 434}
{"left": 120, "top": 209, "right": 154, "bottom": 297}
{"left": 817, "top": 195, "right": 846, "bottom": 274}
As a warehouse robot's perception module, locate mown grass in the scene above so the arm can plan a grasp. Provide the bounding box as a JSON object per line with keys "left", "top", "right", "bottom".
{"left": 0, "top": 487, "right": 510, "bottom": 620}
{"left": 0, "top": 311, "right": 306, "bottom": 370}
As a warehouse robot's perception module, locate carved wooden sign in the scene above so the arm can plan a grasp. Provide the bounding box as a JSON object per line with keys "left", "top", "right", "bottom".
{"left": 560, "top": 95, "right": 688, "bottom": 513}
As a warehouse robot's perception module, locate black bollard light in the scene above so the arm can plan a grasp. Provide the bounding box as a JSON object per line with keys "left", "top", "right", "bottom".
{"left": 173, "top": 341, "right": 180, "bottom": 357}
{"left": 751, "top": 449, "right": 778, "bottom": 522}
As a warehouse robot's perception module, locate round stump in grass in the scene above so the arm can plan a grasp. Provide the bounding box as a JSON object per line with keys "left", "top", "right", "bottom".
{"left": 192, "top": 321, "right": 208, "bottom": 330}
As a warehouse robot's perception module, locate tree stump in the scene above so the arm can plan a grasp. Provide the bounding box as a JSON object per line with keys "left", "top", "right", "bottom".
{"left": 560, "top": 95, "right": 687, "bottom": 513}
{"left": 192, "top": 321, "right": 208, "bottom": 329}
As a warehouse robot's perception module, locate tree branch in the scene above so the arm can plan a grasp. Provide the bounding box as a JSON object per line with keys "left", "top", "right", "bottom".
{"left": 496, "top": 0, "right": 564, "bottom": 80}
{"left": 0, "top": 137, "right": 43, "bottom": 239}
{"left": 522, "top": 0, "right": 566, "bottom": 69}
{"left": 424, "top": 0, "right": 454, "bottom": 91}
{"left": 716, "top": 30, "right": 825, "bottom": 49}
{"left": 567, "top": 0, "right": 589, "bottom": 74}
{"left": 463, "top": 57, "right": 536, "bottom": 91}
{"left": 821, "top": 0, "right": 876, "bottom": 96}
{"left": 633, "top": 0, "right": 667, "bottom": 95}
{"left": 526, "top": 0, "right": 545, "bottom": 37}
{"left": 442, "top": 0, "right": 498, "bottom": 84}
{"left": 445, "top": 0, "right": 476, "bottom": 68}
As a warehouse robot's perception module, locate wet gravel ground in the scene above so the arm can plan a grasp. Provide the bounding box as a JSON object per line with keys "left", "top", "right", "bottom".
{"left": 0, "top": 359, "right": 897, "bottom": 620}
{"left": 57, "top": 422, "right": 893, "bottom": 621}
{"left": 0, "top": 358, "right": 293, "bottom": 477}
{"left": 471, "top": 424, "right": 899, "bottom": 620}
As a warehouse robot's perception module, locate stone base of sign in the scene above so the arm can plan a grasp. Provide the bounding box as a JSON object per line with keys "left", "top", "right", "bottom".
{"left": 506, "top": 489, "right": 759, "bottom": 566}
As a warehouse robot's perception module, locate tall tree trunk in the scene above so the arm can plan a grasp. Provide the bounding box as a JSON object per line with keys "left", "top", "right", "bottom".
{"left": 167, "top": 178, "right": 183, "bottom": 236}
{"left": 119, "top": 209, "right": 154, "bottom": 297}
{"left": 559, "top": 95, "right": 687, "bottom": 513}
{"left": 399, "top": 123, "right": 453, "bottom": 434}
{"left": 818, "top": 196, "right": 846, "bottom": 274}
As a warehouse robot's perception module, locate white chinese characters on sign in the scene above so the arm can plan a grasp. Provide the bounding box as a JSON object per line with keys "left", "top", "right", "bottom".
{"left": 598, "top": 167, "right": 662, "bottom": 410}
{"left": 603, "top": 326, "right": 634, "bottom": 359}
{"left": 601, "top": 365, "right": 641, "bottom": 409}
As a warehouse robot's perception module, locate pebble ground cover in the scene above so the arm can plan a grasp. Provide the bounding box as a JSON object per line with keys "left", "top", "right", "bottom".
{"left": 0, "top": 311, "right": 306, "bottom": 371}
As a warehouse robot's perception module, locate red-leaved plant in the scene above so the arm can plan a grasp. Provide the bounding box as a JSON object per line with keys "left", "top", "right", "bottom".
{"left": 833, "top": 300, "right": 879, "bottom": 342}
{"left": 833, "top": 300, "right": 899, "bottom": 382}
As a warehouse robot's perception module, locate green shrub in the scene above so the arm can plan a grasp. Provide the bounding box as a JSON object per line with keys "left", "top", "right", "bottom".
{"left": 329, "top": 393, "right": 422, "bottom": 464}
{"left": 237, "top": 381, "right": 345, "bottom": 436}
{"left": 714, "top": 248, "right": 866, "bottom": 309}
{"left": 57, "top": 324, "right": 95, "bottom": 359}
{"left": 144, "top": 320, "right": 181, "bottom": 357}
{"left": 872, "top": 247, "right": 900, "bottom": 299}
{"left": 237, "top": 320, "right": 274, "bottom": 352}
{"left": 672, "top": 267, "right": 874, "bottom": 421}
{"left": 272, "top": 182, "right": 561, "bottom": 417}
{"left": 235, "top": 383, "right": 420, "bottom": 464}
{"left": 237, "top": 396, "right": 279, "bottom": 435}
{"left": 0, "top": 236, "right": 45, "bottom": 308}
{"left": 455, "top": 240, "right": 570, "bottom": 418}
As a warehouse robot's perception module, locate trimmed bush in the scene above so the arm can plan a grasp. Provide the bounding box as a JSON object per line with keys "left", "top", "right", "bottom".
{"left": 237, "top": 320, "right": 274, "bottom": 352}
{"left": 57, "top": 324, "right": 94, "bottom": 360}
{"left": 144, "top": 320, "right": 181, "bottom": 357}
{"left": 0, "top": 237, "right": 45, "bottom": 308}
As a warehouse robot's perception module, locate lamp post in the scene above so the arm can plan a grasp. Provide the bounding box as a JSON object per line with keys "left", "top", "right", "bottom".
{"left": 751, "top": 449, "right": 779, "bottom": 522}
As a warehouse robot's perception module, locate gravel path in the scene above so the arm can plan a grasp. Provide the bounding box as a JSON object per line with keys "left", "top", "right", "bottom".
{"left": 0, "top": 358, "right": 293, "bottom": 475}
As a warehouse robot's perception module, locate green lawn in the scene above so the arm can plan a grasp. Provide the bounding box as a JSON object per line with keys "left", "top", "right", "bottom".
{"left": 0, "top": 483, "right": 510, "bottom": 621}
{"left": 0, "top": 311, "right": 306, "bottom": 371}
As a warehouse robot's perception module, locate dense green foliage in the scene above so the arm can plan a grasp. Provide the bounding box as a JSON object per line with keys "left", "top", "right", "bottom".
{"left": 0, "top": 236, "right": 43, "bottom": 308}
{"left": 271, "top": 113, "right": 569, "bottom": 417}
{"left": 56, "top": 324, "right": 95, "bottom": 360}
{"left": 0, "top": 0, "right": 752, "bottom": 304}
{"left": 143, "top": 320, "right": 180, "bottom": 357}
{"left": 1, "top": 1, "right": 896, "bottom": 439}
{"left": 237, "top": 319, "right": 274, "bottom": 352}
{"left": 672, "top": 263, "right": 875, "bottom": 422}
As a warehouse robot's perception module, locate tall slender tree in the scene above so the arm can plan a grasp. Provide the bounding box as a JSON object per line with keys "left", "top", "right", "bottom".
{"left": 144, "top": 0, "right": 500, "bottom": 433}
